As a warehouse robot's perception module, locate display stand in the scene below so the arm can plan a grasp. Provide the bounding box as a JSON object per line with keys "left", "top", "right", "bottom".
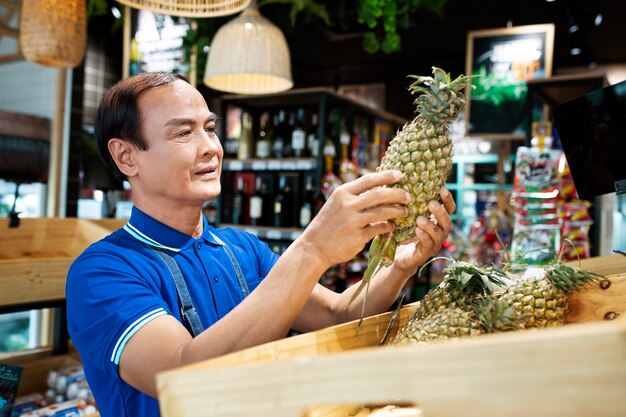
{"left": 0, "top": 217, "right": 124, "bottom": 415}
{"left": 157, "top": 254, "right": 626, "bottom": 417}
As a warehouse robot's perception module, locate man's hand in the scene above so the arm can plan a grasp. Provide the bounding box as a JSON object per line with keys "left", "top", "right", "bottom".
{"left": 300, "top": 170, "right": 411, "bottom": 267}
{"left": 393, "top": 188, "right": 456, "bottom": 274}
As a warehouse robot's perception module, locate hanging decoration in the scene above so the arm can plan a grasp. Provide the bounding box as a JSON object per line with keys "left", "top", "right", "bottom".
{"left": 203, "top": 0, "right": 292, "bottom": 95}
{"left": 20, "top": 0, "right": 87, "bottom": 68}
{"left": 115, "top": 0, "right": 251, "bottom": 18}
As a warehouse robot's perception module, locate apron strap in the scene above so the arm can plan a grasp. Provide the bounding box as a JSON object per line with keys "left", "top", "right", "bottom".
{"left": 150, "top": 247, "right": 204, "bottom": 337}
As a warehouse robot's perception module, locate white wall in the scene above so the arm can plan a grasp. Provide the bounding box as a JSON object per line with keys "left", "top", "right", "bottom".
{"left": 0, "top": 60, "right": 57, "bottom": 119}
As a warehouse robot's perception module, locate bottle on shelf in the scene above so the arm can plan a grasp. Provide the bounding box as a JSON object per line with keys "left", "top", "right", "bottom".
{"left": 232, "top": 176, "right": 248, "bottom": 225}
{"left": 260, "top": 179, "right": 274, "bottom": 226}
{"left": 299, "top": 175, "right": 316, "bottom": 228}
{"left": 274, "top": 175, "right": 295, "bottom": 227}
{"left": 321, "top": 143, "right": 341, "bottom": 200}
{"left": 256, "top": 111, "right": 272, "bottom": 159}
{"left": 339, "top": 127, "right": 357, "bottom": 183}
{"left": 272, "top": 112, "right": 285, "bottom": 158}
{"left": 237, "top": 111, "right": 254, "bottom": 160}
{"left": 291, "top": 108, "right": 306, "bottom": 158}
{"left": 249, "top": 177, "right": 263, "bottom": 226}
{"left": 307, "top": 112, "right": 319, "bottom": 158}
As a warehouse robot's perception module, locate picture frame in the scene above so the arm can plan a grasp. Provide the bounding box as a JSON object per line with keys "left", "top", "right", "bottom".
{"left": 122, "top": 7, "right": 193, "bottom": 83}
{"left": 465, "top": 24, "right": 555, "bottom": 139}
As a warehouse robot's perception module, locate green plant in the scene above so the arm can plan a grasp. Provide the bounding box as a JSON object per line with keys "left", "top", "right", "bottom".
{"left": 359, "top": 0, "right": 448, "bottom": 53}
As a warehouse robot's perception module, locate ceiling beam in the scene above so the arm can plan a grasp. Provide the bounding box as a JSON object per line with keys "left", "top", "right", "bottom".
{"left": 0, "top": 52, "right": 23, "bottom": 64}
{"left": 0, "top": 9, "right": 15, "bottom": 26}
{"left": 0, "top": 0, "right": 21, "bottom": 12}
{"left": 0, "top": 24, "right": 18, "bottom": 37}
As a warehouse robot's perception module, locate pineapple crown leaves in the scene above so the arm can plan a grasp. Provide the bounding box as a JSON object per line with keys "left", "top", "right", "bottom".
{"left": 472, "top": 296, "right": 527, "bottom": 333}
{"left": 543, "top": 263, "right": 603, "bottom": 293}
{"left": 407, "top": 67, "right": 473, "bottom": 124}
{"left": 441, "top": 259, "right": 510, "bottom": 296}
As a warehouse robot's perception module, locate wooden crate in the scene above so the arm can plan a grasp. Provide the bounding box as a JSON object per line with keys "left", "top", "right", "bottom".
{"left": 0, "top": 217, "right": 123, "bottom": 308}
{"left": 157, "top": 256, "right": 626, "bottom": 417}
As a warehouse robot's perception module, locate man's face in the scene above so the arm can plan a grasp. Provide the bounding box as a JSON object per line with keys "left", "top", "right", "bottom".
{"left": 131, "top": 80, "right": 223, "bottom": 208}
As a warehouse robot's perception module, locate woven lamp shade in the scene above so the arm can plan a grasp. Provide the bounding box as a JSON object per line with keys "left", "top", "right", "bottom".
{"left": 20, "top": 0, "right": 87, "bottom": 68}
{"left": 115, "top": 0, "right": 251, "bottom": 18}
{"left": 203, "top": 4, "right": 293, "bottom": 95}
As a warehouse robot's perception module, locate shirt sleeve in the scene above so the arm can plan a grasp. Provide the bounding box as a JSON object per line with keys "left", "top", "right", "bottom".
{"left": 66, "top": 247, "right": 172, "bottom": 378}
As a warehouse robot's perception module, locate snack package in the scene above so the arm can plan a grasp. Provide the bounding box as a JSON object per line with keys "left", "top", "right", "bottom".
{"left": 10, "top": 394, "right": 47, "bottom": 417}
{"left": 511, "top": 224, "right": 561, "bottom": 266}
{"left": 513, "top": 147, "right": 561, "bottom": 195}
{"left": 17, "top": 400, "right": 94, "bottom": 417}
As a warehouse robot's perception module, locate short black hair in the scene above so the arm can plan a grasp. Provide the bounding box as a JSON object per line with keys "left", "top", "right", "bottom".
{"left": 95, "top": 72, "right": 186, "bottom": 181}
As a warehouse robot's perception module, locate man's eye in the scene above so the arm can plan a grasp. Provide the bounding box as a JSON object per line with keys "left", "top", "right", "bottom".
{"left": 205, "top": 125, "right": 216, "bottom": 133}
{"left": 178, "top": 130, "right": 192, "bottom": 137}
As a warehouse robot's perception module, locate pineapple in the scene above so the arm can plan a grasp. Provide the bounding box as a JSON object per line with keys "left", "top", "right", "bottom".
{"left": 498, "top": 263, "right": 601, "bottom": 328}
{"left": 391, "top": 296, "right": 524, "bottom": 346}
{"left": 352, "top": 67, "right": 472, "bottom": 304}
{"left": 411, "top": 260, "right": 509, "bottom": 322}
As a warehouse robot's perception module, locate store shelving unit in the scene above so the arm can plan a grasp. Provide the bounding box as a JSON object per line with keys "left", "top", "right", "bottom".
{"left": 216, "top": 87, "right": 407, "bottom": 243}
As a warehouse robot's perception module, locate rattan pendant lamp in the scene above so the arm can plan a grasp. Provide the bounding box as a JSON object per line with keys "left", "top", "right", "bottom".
{"left": 115, "top": 0, "right": 251, "bottom": 18}
{"left": 19, "top": 0, "right": 87, "bottom": 68}
{"left": 203, "top": 0, "right": 293, "bottom": 95}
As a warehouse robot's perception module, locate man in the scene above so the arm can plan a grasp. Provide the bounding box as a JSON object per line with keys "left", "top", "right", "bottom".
{"left": 66, "top": 72, "right": 455, "bottom": 417}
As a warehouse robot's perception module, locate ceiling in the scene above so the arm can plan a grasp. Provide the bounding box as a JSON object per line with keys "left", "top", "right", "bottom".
{"left": 2, "top": 0, "right": 625, "bottom": 118}
{"left": 269, "top": 0, "right": 626, "bottom": 117}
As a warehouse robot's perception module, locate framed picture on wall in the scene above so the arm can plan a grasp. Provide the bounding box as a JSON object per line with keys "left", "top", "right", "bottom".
{"left": 465, "top": 24, "right": 555, "bottom": 139}
{"left": 122, "top": 7, "right": 193, "bottom": 83}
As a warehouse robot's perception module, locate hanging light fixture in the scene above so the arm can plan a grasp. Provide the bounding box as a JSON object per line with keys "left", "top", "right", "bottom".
{"left": 203, "top": 0, "right": 293, "bottom": 95}
{"left": 115, "top": 0, "right": 251, "bottom": 18}
{"left": 19, "top": 0, "right": 87, "bottom": 68}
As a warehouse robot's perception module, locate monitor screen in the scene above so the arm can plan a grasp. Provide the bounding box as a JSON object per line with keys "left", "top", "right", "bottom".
{"left": 552, "top": 79, "right": 626, "bottom": 200}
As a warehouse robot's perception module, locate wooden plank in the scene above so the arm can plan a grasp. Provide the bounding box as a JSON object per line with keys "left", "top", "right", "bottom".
{"left": 184, "top": 303, "right": 420, "bottom": 370}
{"left": 0, "top": 258, "right": 71, "bottom": 308}
{"left": 0, "top": 218, "right": 118, "bottom": 308}
{"left": 0, "top": 0, "right": 20, "bottom": 12}
{"left": 568, "top": 273, "right": 626, "bottom": 323}
{"left": 0, "top": 109, "right": 49, "bottom": 140}
{"left": 566, "top": 254, "right": 626, "bottom": 276}
{"left": 157, "top": 318, "right": 626, "bottom": 417}
{"left": 0, "top": 24, "right": 17, "bottom": 37}
{"left": 0, "top": 52, "right": 23, "bottom": 64}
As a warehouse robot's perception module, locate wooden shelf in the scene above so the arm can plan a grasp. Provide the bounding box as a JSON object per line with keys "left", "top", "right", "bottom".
{"left": 0, "top": 218, "right": 124, "bottom": 311}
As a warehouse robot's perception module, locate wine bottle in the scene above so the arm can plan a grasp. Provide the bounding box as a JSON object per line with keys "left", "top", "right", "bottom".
{"left": 299, "top": 176, "right": 315, "bottom": 228}
{"left": 232, "top": 176, "right": 248, "bottom": 225}
{"left": 272, "top": 112, "right": 285, "bottom": 158}
{"left": 274, "top": 175, "right": 295, "bottom": 227}
{"left": 256, "top": 112, "right": 272, "bottom": 159}
{"left": 307, "top": 112, "right": 319, "bottom": 158}
{"left": 237, "top": 111, "right": 254, "bottom": 160}
{"left": 291, "top": 108, "right": 306, "bottom": 158}
{"left": 249, "top": 177, "right": 263, "bottom": 226}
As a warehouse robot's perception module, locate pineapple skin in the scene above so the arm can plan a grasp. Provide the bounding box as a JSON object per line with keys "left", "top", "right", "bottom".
{"left": 498, "top": 277, "right": 569, "bottom": 328}
{"left": 391, "top": 307, "right": 481, "bottom": 346}
{"left": 497, "top": 264, "right": 601, "bottom": 329}
{"left": 378, "top": 119, "right": 453, "bottom": 243}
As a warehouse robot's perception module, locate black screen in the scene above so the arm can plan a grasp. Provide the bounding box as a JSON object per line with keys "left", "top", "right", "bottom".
{"left": 552, "top": 79, "right": 626, "bottom": 200}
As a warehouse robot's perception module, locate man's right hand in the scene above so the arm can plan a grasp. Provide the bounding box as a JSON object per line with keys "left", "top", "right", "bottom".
{"left": 299, "top": 170, "right": 411, "bottom": 267}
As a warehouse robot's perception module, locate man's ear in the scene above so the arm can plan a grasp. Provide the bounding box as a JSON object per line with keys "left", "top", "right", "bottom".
{"left": 108, "top": 138, "right": 138, "bottom": 177}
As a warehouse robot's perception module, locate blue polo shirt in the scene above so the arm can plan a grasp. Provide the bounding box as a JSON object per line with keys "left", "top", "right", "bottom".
{"left": 66, "top": 207, "right": 278, "bottom": 417}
